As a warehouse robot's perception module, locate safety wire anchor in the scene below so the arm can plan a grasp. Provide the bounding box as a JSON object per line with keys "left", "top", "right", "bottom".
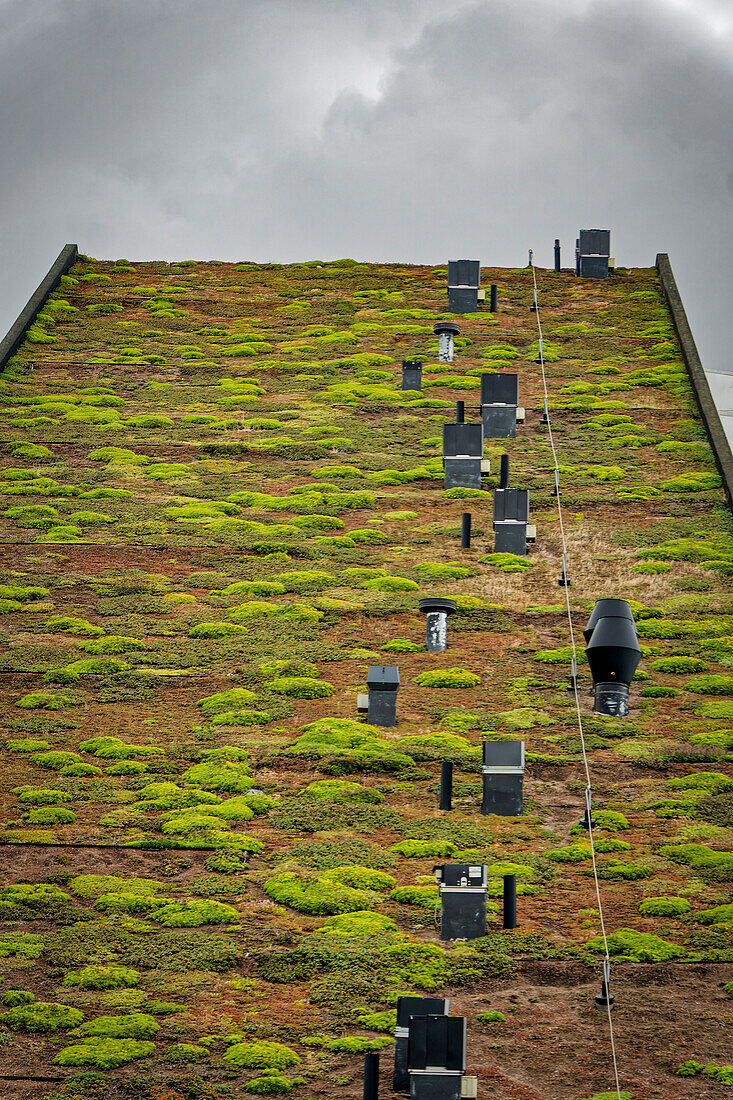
{"left": 529, "top": 256, "right": 623, "bottom": 1100}
{"left": 596, "top": 957, "right": 614, "bottom": 1011}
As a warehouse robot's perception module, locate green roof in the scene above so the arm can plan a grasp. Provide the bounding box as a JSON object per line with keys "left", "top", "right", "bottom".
{"left": 0, "top": 255, "right": 730, "bottom": 1093}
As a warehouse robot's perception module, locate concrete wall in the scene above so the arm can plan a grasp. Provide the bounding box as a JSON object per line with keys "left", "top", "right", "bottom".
{"left": 0, "top": 243, "right": 78, "bottom": 369}
{"left": 656, "top": 252, "right": 733, "bottom": 509}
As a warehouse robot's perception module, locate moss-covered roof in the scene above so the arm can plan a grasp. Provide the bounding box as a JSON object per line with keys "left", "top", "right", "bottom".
{"left": 0, "top": 256, "right": 731, "bottom": 1096}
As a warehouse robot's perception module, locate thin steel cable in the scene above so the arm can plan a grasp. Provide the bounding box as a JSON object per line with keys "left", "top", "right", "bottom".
{"left": 529, "top": 260, "right": 623, "bottom": 1100}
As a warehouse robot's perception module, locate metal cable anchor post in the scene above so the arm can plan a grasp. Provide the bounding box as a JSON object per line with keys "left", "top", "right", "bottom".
{"left": 580, "top": 787, "right": 596, "bottom": 830}
{"left": 595, "top": 956, "right": 615, "bottom": 1010}
{"left": 558, "top": 550, "right": 571, "bottom": 587}
{"left": 567, "top": 655, "right": 578, "bottom": 693}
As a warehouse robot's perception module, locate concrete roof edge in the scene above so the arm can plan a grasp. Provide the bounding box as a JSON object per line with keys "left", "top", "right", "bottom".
{"left": 656, "top": 251, "right": 733, "bottom": 510}
{"left": 0, "top": 244, "right": 78, "bottom": 370}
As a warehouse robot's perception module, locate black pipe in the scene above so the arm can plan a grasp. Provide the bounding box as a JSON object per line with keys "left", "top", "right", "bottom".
{"left": 364, "top": 1051, "right": 379, "bottom": 1100}
{"left": 456, "top": 401, "right": 465, "bottom": 424}
{"left": 490, "top": 284, "right": 498, "bottom": 312}
{"left": 439, "top": 761, "right": 453, "bottom": 811}
{"left": 554, "top": 238, "right": 561, "bottom": 272}
{"left": 499, "top": 454, "right": 509, "bottom": 489}
{"left": 503, "top": 874, "right": 517, "bottom": 930}
{"left": 461, "top": 512, "right": 471, "bottom": 549}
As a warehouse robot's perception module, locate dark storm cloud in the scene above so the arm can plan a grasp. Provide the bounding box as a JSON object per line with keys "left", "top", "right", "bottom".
{"left": 1, "top": 0, "right": 732, "bottom": 376}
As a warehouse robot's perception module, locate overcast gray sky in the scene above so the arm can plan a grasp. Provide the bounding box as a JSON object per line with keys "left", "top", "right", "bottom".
{"left": 2, "top": 0, "right": 732, "bottom": 385}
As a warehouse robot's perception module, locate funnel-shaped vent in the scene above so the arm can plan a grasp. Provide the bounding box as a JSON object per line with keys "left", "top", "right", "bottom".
{"left": 585, "top": 601, "right": 641, "bottom": 717}
{"left": 586, "top": 615, "right": 641, "bottom": 684}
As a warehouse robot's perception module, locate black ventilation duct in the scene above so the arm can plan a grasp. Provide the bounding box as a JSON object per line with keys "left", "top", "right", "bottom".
{"left": 585, "top": 599, "right": 641, "bottom": 718}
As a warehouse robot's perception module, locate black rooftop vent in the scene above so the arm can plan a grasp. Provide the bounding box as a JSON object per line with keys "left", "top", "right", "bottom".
{"left": 585, "top": 599, "right": 641, "bottom": 717}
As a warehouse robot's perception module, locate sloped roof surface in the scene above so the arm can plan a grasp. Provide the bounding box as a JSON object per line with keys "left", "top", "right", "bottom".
{"left": 0, "top": 256, "right": 731, "bottom": 1096}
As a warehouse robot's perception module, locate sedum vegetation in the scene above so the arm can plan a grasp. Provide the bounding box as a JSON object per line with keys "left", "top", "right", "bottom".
{"left": 0, "top": 255, "right": 730, "bottom": 1096}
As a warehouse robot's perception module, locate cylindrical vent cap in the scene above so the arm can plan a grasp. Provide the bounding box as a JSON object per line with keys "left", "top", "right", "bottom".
{"left": 434, "top": 321, "right": 461, "bottom": 337}
{"left": 586, "top": 617, "right": 642, "bottom": 686}
{"left": 419, "top": 597, "right": 458, "bottom": 616}
{"left": 583, "top": 598, "right": 637, "bottom": 644}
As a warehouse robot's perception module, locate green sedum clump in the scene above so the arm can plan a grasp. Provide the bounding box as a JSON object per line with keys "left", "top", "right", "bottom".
{"left": 148, "top": 899, "right": 239, "bottom": 926}
{"left": 64, "top": 965, "right": 140, "bottom": 990}
{"left": 302, "top": 779, "right": 384, "bottom": 803}
{"left": 585, "top": 928, "right": 685, "bottom": 962}
{"left": 382, "top": 639, "right": 423, "bottom": 653}
{"left": 0, "top": 1001, "right": 84, "bottom": 1031}
{"left": 676, "top": 1061, "right": 733, "bottom": 1085}
{"left": 390, "top": 839, "right": 460, "bottom": 858}
{"left": 1, "top": 990, "right": 34, "bottom": 1006}
{"left": 638, "top": 897, "right": 691, "bottom": 917}
{"left": 411, "top": 668, "right": 481, "bottom": 688}
{"left": 659, "top": 843, "right": 733, "bottom": 879}
{"left": 264, "top": 676, "right": 335, "bottom": 698}
{"left": 302, "top": 1034, "right": 392, "bottom": 1052}
{"left": 54, "top": 1037, "right": 155, "bottom": 1068}
{"left": 223, "top": 1040, "right": 301, "bottom": 1070}
{"left": 321, "top": 866, "right": 396, "bottom": 891}
{"left": 389, "top": 884, "right": 439, "bottom": 909}
{"left": 320, "top": 911, "right": 397, "bottom": 936}
{"left": 264, "top": 872, "right": 379, "bottom": 915}
{"left": 244, "top": 1076, "right": 297, "bottom": 1093}
{"left": 71, "top": 1012, "right": 159, "bottom": 1039}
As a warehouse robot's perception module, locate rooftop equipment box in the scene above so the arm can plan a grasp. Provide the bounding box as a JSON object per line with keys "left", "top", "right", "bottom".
{"left": 408, "top": 1014, "right": 466, "bottom": 1073}
{"left": 578, "top": 229, "right": 610, "bottom": 256}
{"left": 448, "top": 287, "right": 478, "bottom": 313}
{"left": 394, "top": 997, "right": 449, "bottom": 1093}
{"left": 366, "top": 665, "right": 400, "bottom": 728}
{"left": 480, "top": 373, "right": 519, "bottom": 439}
{"left": 480, "top": 373, "right": 519, "bottom": 406}
{"left": 493, "top": 487, "right": 529, "bottom": 555}
{"left": 442, "top": 423, "right": 483, "bottom": 457}
{"left": 447, "top": 260, "right": 480, "bottom": 314}
{"left": 482, "top": 740, "right": 525, "bottom": 816}
{"left": 442, "top": 423, "right": 484, "bottom": 491}
{"left": 436, "top": 864, "right": 488, "bottom": 941}
{"left": 447, "top": 260, "right": 480, "bottom": 288}
{"left": 577, "top": 229, "right": 611, "bottom": 279}
{"left": 402, "top": 360, "right": 423, "bottom": 391}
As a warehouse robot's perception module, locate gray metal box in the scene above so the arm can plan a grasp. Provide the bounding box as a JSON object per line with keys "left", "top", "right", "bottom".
{"left": 443, "top": 423, "right": 483, "bottom": 457}
{"left": 578, "top": 229, "right": 610, "bottom": 256}
{"left": 483, "top": 741, "right": 524, "bottom": 768}
{"left": 410, "top": 1076, "right": 462, "bottom": 1100}
{"left": 579, "top": 254, "right": 609, "bottom": 279}
{"left": 481, "top": 405, "right": 516, "bottom": 439}
{"left": 443, "top": 458, "right": 482, "bottom": 490}
{"left": 493, "top": 488, "right": 529, "bottom": 523}
{"left": 448, "top": 287, "right": 478, "bottom": 314}
{"left": 480, "top": 373, "right": 518, "bottom": 405}
{"left": 366, "top": 666, "right": 399, "bottom": 728}
{"left": 440, "top": 887, "right": 487, "bottom": 941}
{"left": 494, "top": 523, "right": 527, "bottom": 555}
{"left": 394, "top": 998, "right": 449, "bottom": 1092}
{"left": 482, "top": 772, "right": 523, "bottom": 816}
{"left": 367, "top": 691, "right": 397, "bottom": 727}
{"left": 482, "top": 740, "right": 524, "bottom": 815}
{"left": 402, "top": 362, "right": 423, "bottom": 391}
{"left": 447, "top": 260, "right": 480, "bottom": 288}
